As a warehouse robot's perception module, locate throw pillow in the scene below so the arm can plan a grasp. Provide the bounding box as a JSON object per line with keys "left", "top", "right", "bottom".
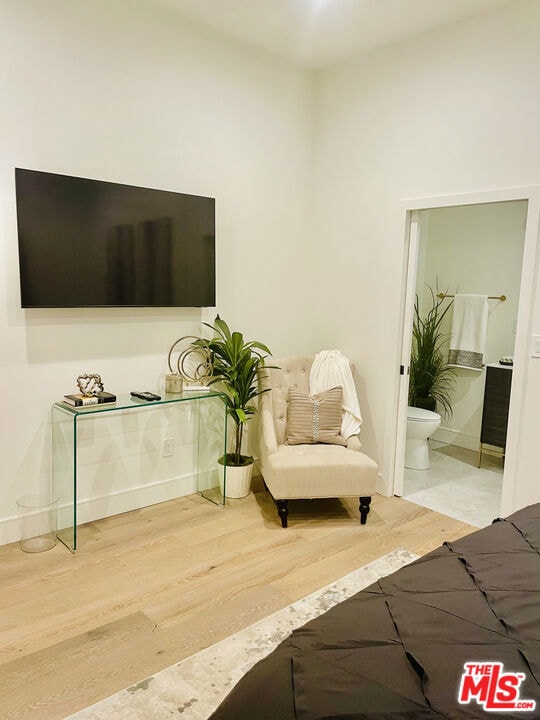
{"left": 286, "top": 386, "right": 346, "bottom": 446}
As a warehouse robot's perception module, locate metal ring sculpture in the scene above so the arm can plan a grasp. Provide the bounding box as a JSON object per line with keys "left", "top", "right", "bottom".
{"left": 167, "top": 335, "right": 213, "bottom": 385}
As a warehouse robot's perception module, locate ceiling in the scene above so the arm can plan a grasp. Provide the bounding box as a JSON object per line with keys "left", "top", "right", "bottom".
{"left": 153, "top": 0, "right": 514, "bottom": 68}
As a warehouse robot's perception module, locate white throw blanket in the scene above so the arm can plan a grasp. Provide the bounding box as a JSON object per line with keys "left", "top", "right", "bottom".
{"left": 310, "top": 350, "right": 363, "bottom": 438}
{"left": 448, "top": 294, "right": 488, "bottom": 371}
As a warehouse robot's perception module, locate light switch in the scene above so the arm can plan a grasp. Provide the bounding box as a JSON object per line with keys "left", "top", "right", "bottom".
{"left": 532, "top": 335, "right": 540, "bottom": 358}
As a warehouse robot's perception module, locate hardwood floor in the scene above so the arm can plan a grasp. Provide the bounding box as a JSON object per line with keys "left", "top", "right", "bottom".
{"left": 0, "top": 478, "right": 474, "bottom": 720}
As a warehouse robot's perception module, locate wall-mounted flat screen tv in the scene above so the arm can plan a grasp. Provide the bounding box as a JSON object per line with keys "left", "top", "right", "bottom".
{"left": 15, "top": 168, "right": 215, "bottom": 308}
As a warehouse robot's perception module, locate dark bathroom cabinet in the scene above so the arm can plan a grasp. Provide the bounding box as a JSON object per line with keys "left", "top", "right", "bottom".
{"left": 478, "top": 363, "right": 513, "bottom": 466}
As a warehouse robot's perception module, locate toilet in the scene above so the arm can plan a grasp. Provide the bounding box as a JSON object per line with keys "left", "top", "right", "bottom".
{"left": 405, "top": 406, "right": 441, "bottom": 470}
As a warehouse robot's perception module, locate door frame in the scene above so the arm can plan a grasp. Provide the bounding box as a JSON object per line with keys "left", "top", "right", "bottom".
{"left": 390, "top": 186, "right": 540, "bottom": 516}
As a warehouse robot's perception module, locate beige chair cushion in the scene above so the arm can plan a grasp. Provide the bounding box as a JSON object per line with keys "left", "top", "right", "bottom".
{"left": 286, "top": 386, "right": 347, "bottom": 446}
{"left": 264, "top": 444, "right": 378, "bottom": 499}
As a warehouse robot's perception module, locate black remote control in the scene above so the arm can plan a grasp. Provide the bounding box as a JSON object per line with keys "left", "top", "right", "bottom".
{"left": 130, "top": 391, "right": 161, "bottom": 401}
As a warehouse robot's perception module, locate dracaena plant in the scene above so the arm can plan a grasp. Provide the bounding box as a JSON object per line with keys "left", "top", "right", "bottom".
{"left": 195, "top": 316, "right": 273, "bottom": 467}
{"left": 409, "top": 287, "right": 456, "bottom": 416}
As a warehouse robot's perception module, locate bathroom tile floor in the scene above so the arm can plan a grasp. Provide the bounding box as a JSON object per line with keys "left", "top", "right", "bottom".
{"left": 402, "top": 440, "right": 503, "bottom": 528}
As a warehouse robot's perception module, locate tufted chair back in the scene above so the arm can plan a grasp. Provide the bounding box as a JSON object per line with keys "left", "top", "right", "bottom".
{"left": 260, "top": 355, "right": 313, "bottom": 446}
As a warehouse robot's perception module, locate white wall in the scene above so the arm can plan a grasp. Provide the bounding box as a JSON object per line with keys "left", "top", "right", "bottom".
{"left": 314, "top": 0, "right": 540, "bottom": 510}
{"left": 0, "top": 0, "right": 316, "bottom": 543}
{"left": 4, "top": 0, "right": 540, "bottom": 546}
{"left": 418, "top": 201, "right": 527, "bottom": 450}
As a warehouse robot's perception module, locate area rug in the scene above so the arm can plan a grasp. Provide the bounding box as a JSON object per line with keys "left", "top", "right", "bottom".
{"left": 64, "top": 547, "right": 419, "bottom": 720}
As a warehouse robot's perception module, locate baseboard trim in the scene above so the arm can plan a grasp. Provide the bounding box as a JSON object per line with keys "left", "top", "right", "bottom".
{"left": 0, "top": 474, "right": 198, "bottom": 548}
{"left": 433, "top": 426, "right": 479, "bottom": 452}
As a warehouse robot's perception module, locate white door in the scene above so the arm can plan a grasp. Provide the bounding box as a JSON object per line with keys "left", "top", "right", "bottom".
{"left": 393, "top": 211, "right": 420, "bottom": 496}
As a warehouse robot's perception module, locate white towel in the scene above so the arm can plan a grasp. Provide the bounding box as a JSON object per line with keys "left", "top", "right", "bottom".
{"left": 448, "top": 294, "right": 488, "bottom": 371}
{"left": 309, "top": 350, "right": 363, "bottom": 438}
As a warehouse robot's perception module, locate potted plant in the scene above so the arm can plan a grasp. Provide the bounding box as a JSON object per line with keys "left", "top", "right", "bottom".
{"left": 409, "top": 287, "right": 456, "bottom": 415}
{"left": 196, "top": 316, "right": 273, "bottom": 498}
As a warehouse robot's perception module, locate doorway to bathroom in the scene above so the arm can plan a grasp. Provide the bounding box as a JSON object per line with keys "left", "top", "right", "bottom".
{"left": 395, "top": 198, "right": 528, "bottom": 528}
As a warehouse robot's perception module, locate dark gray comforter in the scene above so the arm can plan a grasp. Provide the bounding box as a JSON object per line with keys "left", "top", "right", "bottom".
{"left": 209, "top": 504, "right": 540, "bottom": 719}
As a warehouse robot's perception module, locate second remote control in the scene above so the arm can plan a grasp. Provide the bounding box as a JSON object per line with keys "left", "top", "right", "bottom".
{"left": 131, "top": 391, "right": 161, "bottom": 401}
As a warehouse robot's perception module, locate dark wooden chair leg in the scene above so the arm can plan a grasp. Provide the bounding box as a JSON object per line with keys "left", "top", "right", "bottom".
{"left": 277, "top": 499, "right": 289, "bottom": 528}
{"left": 359, "top": 496, "right": 372, "bottom": 525}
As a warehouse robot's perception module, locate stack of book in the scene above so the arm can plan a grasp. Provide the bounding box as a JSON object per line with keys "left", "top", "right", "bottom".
{"left": 63, "top": 391, "right": 117, "bottom": 407}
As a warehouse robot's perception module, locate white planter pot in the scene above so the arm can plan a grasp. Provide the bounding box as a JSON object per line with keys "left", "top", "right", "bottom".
{"left": 221, "top": 462, "right": 253, "bottom": 499}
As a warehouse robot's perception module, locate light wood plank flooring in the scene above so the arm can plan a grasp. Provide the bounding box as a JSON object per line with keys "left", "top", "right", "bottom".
{"left": 0, "top": 478, "right": 474, "bottom": 720}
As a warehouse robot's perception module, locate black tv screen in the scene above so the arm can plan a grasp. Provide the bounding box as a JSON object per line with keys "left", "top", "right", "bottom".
{"left": 15, "top": 168, "right": 215, "bottom": 308}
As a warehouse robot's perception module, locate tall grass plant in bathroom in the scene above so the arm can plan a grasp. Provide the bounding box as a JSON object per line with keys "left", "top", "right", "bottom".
{"left": 409, "top": 287, "right": 456, "bottom": 416}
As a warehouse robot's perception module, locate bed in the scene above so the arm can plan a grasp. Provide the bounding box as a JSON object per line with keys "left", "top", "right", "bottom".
{"left": 209, "top": 504, "right": 540, "bottom": 719}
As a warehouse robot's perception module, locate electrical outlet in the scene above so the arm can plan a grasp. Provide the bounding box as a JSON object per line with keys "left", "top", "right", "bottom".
{"left": 162, "top": 437, "right": 174, "bottom": 457}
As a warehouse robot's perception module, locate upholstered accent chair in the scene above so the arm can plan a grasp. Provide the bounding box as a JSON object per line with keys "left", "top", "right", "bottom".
{"left": 257, "top": 355, "right": 378, "bottom": 528}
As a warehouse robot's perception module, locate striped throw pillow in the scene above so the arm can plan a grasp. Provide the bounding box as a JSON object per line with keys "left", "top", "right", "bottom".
{"left": 286, "top": 386, "right": 346, "bottom": 446}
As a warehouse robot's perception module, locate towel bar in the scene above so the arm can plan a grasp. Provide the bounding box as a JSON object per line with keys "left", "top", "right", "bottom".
{"left": 437, "top": 293, "right": 506, "bottom": 302}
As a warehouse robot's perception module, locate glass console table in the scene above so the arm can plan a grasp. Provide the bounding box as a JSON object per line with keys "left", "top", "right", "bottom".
{"left": 52, "top": 390, "right": 227, "bottom": 552}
